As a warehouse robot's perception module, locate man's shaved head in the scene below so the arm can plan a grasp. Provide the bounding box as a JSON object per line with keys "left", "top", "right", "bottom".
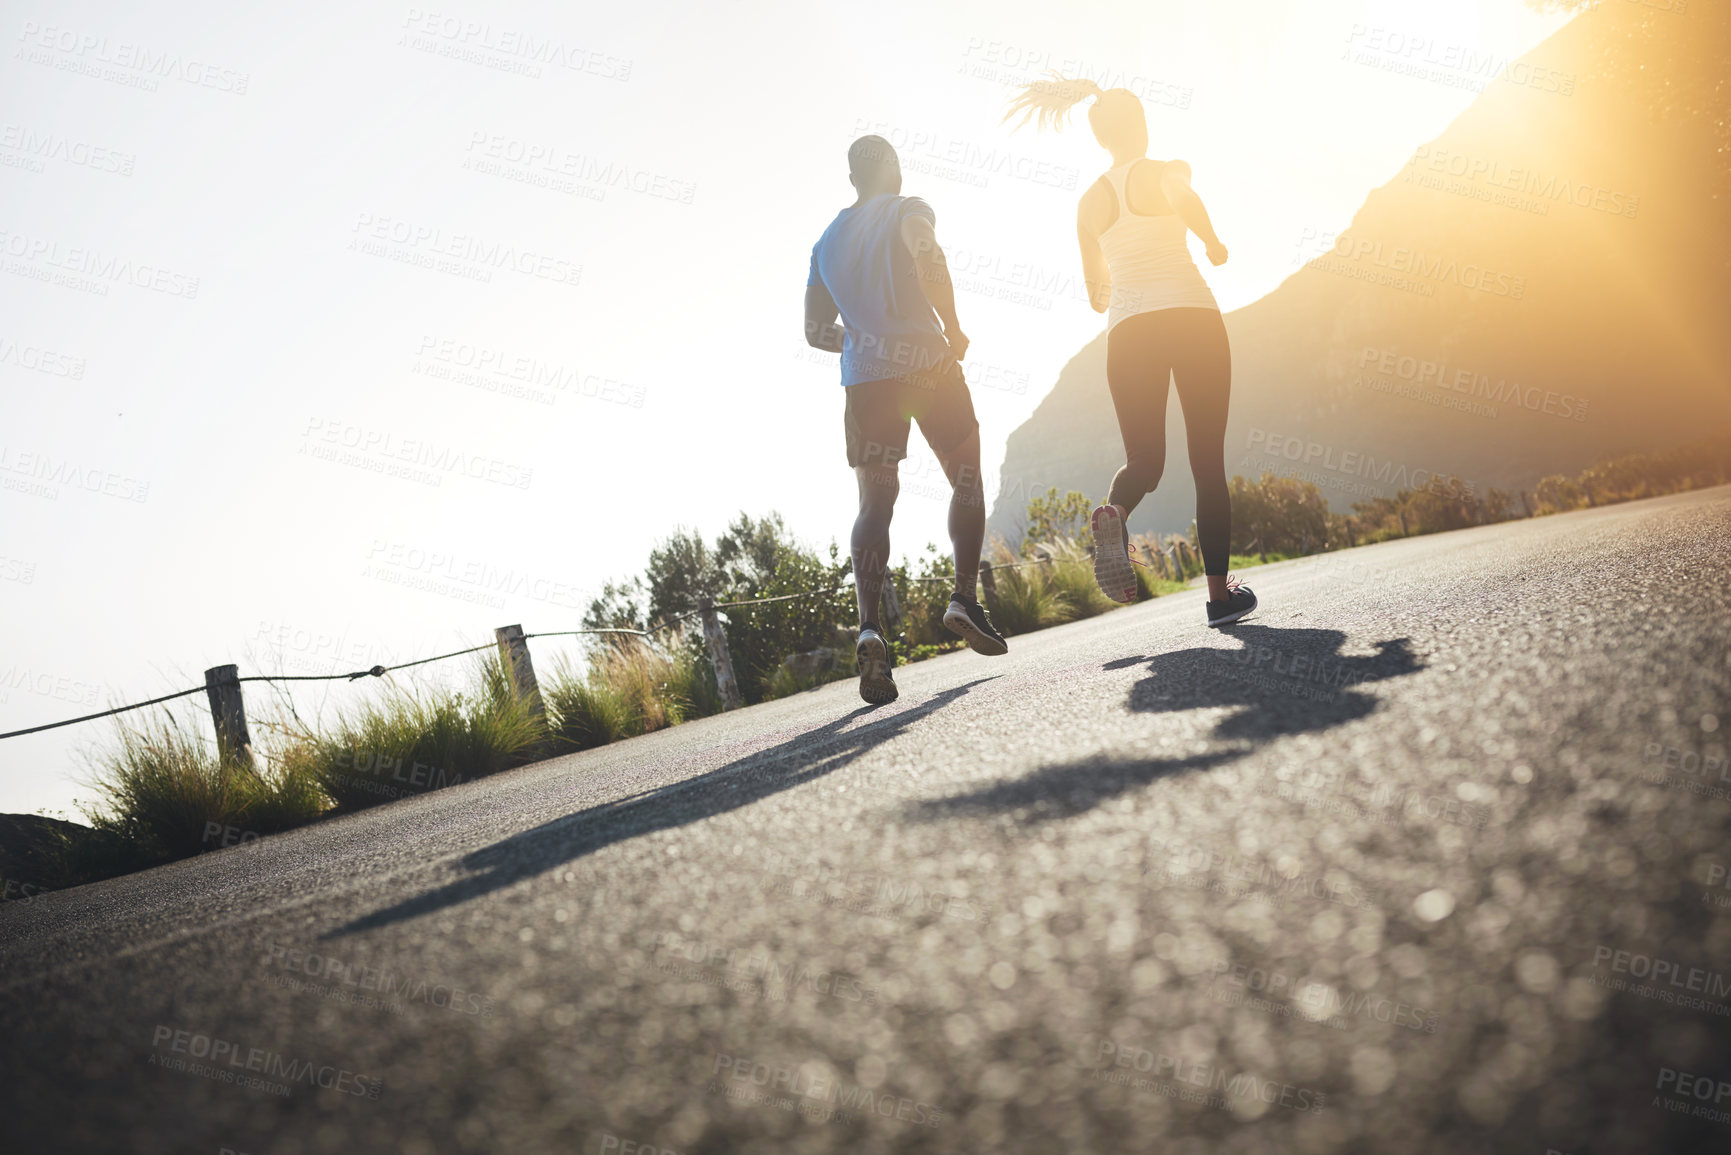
{"left": 848, "top": 135, "right": 901, "bottom": 198}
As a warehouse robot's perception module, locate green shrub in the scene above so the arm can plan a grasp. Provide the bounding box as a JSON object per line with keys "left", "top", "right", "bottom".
{"left": 1131, "top": 554, "right": 1187, "bottom": 601}
{"left": 903, "top": 640, "right": 966, "bottom": 663}
{"left": 1227, "top": 552, "right": 1287, "bottom": 571}
{"left": 1229, "top": 472, "right": 1330, "bottom": 555}
{"left": 893, "top": 544, "right": 962, "bottom": 648}
{"left": 761, "top": 627, "right": 859, "bottom": 700}
{"left": 546, "top": 675, "right": 636, "bottom": 749}
{"left": 1039, "top": 539, "right": 1121, "bottom": 619}
{"left": 658, "top": 641, "right": 720, "bottom": 721}
{"left": 290, "top": 657, "right": 545, "bottom": 811}
{"left": 1022, "top": 487, "right": 1094, "bottom": 554}
{"left": 81, "top": 716, "right": 328, "bottom": 867}
{"left": 545, "top": 641, "right": 714, "bottom": 750}
{"left": 983, "top": 543, "right": 1077, "bottom": 635}
{"left": 582, "top": 513, "right": 854, "bottom": 706}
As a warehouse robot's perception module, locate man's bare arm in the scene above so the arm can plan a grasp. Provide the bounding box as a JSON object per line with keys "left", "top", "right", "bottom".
{"left": 1160, "top": 161, "right": 1228, "bottom": 266}
{"left": 804, "top": 282, "right": 844, "bottom": 353}
{"left": 899, "top": 213, "right": 968, "bottom": 360}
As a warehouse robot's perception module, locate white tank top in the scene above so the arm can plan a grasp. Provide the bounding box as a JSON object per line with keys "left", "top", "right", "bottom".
{"left": 1098, "top": 160, "right": 1218, "bottom": 331}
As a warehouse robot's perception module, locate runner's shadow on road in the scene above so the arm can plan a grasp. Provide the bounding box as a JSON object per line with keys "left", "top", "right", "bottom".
{"left": 329, "top": 679, "right": 991, "bottom": 937}
{"left": 909, "top": 625, "right": 1422, "bottom": 822}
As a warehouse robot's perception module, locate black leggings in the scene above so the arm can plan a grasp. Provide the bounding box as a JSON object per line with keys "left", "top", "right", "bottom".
{"left": 1104, "top": 307, "right": 1233, "bottom": 575}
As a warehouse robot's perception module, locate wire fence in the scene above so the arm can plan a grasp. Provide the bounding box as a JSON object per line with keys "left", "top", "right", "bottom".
{"left": 0, "top": 629, "right": 652, "bottom": 741}
{"left": 0, "top": 549, "right": 1161, "bottom": 747}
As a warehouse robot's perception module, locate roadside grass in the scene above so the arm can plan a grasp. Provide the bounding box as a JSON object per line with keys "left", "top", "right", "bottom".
{"left": 77, "top": 716, "right": 327, "bottom": 873}
{"left": 545, "top": 642, "right": 715, "bottom": 751}
{"left": 1041, "top": 539, "right": 1123, "bottom": 619}
{"left": 1134, "top": 566, "right": 1189, "bottom": 600}
{"left": 45, "top": 458, "right": 1729, "bottom": 886}
{"left": 988, "top": 559, "right": 1078, "bottom": 634}
{"left": 985, "top": 537, "right": 1130, "bottom": 635}
{"left": 53, "top": 539, "right": 1297, "bottom": 885}
{"left": 1228, "top": 551, "right": 1291, "bottom": 572}
{"left": 286, "top": 657, "right": 545, "bottom": 812}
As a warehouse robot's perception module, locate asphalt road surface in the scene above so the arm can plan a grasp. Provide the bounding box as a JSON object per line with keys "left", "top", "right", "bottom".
{"left": 3, "top": 487, "right": 1730, "bottom": 1154}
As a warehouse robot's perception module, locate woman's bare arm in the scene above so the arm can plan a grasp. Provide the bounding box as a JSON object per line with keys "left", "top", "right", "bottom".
{"left": 1077, "top": 181, "right": 1114, "bottom": 313}
{"left": 1160, "top": 161, "right": 1228, "bottom": 266}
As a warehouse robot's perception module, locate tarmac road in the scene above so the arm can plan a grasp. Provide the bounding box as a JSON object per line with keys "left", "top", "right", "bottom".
{"left": 2, "top": 487, "right": 1729, "bottom": 1154}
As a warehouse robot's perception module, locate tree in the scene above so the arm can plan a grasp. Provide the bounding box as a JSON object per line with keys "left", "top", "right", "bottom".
{"left": 1533, "top": 474, "right": 1584, "bottom": 515}
{"left": 642, "top": 528, "right": 726, "bottom": 627}
{"left": 1228, "top": 473, "right": 1329, "bottom": 556}
{"left": 585, "top": 512, "right": 854, "bottom": 705}
{"left": 1404, "top": 476, "right": 1481, "bottom": 534}
{"left": 714, "top": 513, "right": 797, "bottom": 594}
{"left": 1023, "top": 487, "right": 1093, "bottom": 553}
{"left": 582, "top": 577, "right": 648, "bottom": 635}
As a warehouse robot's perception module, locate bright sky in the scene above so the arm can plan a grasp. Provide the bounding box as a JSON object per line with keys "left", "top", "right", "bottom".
{"left": 1, "top": 0, "right": 1573, "bottom": 817}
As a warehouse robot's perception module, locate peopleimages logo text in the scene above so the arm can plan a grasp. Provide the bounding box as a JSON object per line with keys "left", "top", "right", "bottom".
{"left": 348, "top": 213, "right": 581, "bottom": 287}
{"left": 1296, "top": 228, "right": 1525, "bottom": 298}
{"left": 709, "top": 1052, "right": 944, "bottom": 1127}
{"left": 399, "top": 9, "right": 631, "bottom": 80}
{"left": 0, "top": 228, "right": 200, "bottom": 298}
{"left": 464, "top": 133, "right": 693, "bottom": 202}
{"left": 1593, "top": 946, "right": 1731, "bottom": 998}
{"left": 0, "top": 336, "right": 86, "bottom": 379}
{"left": 1344, "top": 25, "right": 1576, "bottom": 95}
{"left": 1076, "top": 1037, "right": 1326, "bottom": 1113}
{"left": 363, "top": 539, "right": 587, "bottom": 610}
{"left": 149, "top": 1025, "right": 383, "bottom": 1098}
{"left": 1357, "top": 346, "right": 1588, "bottom": 421}
{"left": 262, "top": 939, "right": 494, "bottom": 1016}
{"left": 1210, "top": 959, "right": 1439, "bottom": 1032}
{"left": 0, "top": 446, "right": 149, "bottom": 502}
{"left": 1245, "top": 428, "right": 1470, "bottom": 493}
{"left": 1407, "top": 145, "right": 1637, "bottom": 218}
{"left": 301, "top": 418, "right": 533, "bottom": 489}
{"left": 15, "top": 22, "right": 250, "bottom": 93}
{"left": 0, "top": 124, "right": 134, "bottom": 175}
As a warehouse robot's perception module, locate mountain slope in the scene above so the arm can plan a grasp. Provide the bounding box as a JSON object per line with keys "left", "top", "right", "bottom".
{"left": 990, "top": 2, "right": 1731, "bottom": 539}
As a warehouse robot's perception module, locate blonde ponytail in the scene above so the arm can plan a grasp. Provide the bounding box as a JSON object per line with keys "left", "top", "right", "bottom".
{"left": 1003, "top": 72, "right": 1104, "bottom": 132}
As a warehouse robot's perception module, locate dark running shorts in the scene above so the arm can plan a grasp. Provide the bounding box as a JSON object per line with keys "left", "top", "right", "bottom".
{"left": 843, "top": 358, "right": 979, "bottom": 468}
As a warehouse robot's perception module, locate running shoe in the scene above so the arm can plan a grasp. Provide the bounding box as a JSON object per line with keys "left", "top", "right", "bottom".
{"left": 856, "top": 626, "right": 898, "bottom": 703}
{"left": 943, "top": 595, "right": 1009, "bottom": 656}
{"left": 1090, "top": 503, "right": 1137, "bottom": 604}
{"left": 1206, "top": 576, "right": 1258, "bottom": 627}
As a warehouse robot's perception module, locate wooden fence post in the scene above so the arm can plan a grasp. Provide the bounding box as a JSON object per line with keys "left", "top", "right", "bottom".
{"left": 494, "top": 624, "right": 545, "bottom": 723}
{"left": 880, "top": 578, "right": 903, "bottom": 638}
{"left": 978, "top": 559, "right": 999, "bottom": 607}
{"left": 1520, "top": 490, "right": 1534, "bottom": 518}
{"left": 1345, "top": 519, "right": 1357, "bottom": 548}
{"left": 1398, "top": 510, "right": 1410, "bottom": 537}
{"left": 699, "top": 598, "right": 744, "bottom": 712}
{"left": 203, "top": 665, "right": 256, "bottom": 772}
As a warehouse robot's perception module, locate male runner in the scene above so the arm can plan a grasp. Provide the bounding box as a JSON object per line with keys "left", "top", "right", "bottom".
{"left": 805, "top": 135, "right": 1007, "bottom": 704}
